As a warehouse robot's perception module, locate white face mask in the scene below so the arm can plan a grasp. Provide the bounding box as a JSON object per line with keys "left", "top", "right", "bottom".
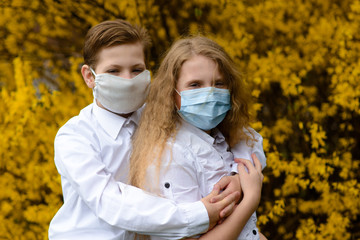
{"left": 90, "top": 68, "right": 151, "bottom": 114}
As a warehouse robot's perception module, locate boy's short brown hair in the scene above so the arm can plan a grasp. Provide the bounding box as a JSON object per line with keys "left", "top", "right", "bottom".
{"left": 83, "top": 19, "right": 151, "bottom": 68}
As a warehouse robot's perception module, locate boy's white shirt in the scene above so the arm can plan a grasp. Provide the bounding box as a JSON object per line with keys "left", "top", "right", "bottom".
{"left": 145, "top": 120, "right": 266, "bottom": 240}
{"left": 48, "top": 101, "right": 209, "bottom": 240}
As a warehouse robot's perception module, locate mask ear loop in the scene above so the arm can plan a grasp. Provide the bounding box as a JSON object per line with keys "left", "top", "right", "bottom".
{"left": 211, "top": 61, "right": 218, "bottom": 91}
{"left": 89, "top": 68, "right": 98, "bottom": 100}
{"left": 89, "top": 67, "right": 97, "bottom": 78}
{"left": 174, "top": 89, "right": 181, "bottom": 111}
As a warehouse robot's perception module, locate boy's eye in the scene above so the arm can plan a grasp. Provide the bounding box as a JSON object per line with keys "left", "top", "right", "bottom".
{"left": 107, "top": 69, "right": 119, "bottom": 73}
{"left": 133, "top": 69, "right": 144, "bottom": 73}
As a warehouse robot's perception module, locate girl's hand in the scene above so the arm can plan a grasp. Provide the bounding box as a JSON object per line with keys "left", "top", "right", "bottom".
{"left": 235, "top": 153, "right": 263, "bottom": 209}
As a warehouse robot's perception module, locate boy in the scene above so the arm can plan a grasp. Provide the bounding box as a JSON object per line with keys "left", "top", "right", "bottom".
{"left": 48, "top": 19, "right": 240, "bottom": 240}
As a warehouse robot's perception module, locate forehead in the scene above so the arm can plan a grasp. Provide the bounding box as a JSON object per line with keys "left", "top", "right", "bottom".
{"left": 96, "top": 43, "right": 145, "bottom": 69}
{"left": 178, "top": 55, "right": 222, "bottom": 80}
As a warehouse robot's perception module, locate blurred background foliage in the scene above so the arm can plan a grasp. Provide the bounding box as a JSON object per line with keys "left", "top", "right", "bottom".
{"left": 0, "top": 0, "right": 359, "bottom": 239}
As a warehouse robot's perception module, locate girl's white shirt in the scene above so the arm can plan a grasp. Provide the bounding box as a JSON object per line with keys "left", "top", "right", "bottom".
{"left": 145, "top": 120, "right": 265, "bottom": 240}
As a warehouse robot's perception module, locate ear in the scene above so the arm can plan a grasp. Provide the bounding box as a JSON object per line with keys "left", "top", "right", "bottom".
{"left": 81, "top": 65, "right": 95, "bottom": 89}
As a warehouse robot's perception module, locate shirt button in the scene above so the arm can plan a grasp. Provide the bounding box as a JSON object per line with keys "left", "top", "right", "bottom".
{"left": 230, "top": 163, "right": 233, "bottom": 167}
{"left": 164, "top": 182, "right": 170, "bottom": 188}
{"left": 253, "top": 230, "right": 257, "bottom": 235}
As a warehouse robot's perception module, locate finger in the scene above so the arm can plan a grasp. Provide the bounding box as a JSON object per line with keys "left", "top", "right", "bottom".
{"left": 237, "top": 159, "right": 255, "bottom": 173}
{"left": 209, "top": 178, "right": 229, "bottom": 203}
{"left": 212, "top": 175, "right": 241, "bottom": 202}
{"left": 208, "top": 183, "right": 221, "bottom": 199}
{"left": 213, "top": 182, "right": 242, "bottom": 202}
{"left": 234, "top": 158, "right": 241, "bottom": 163}
{"left": 237, "top": 162, "right": 247, "bottom": 175}
{"left": 234, "top": 158, "right": 248, "bottom": 163}
{"left": 211, "top": 188, "right": 229, "bottom": 203}
{"left": 219, "top": 200, "right": 236, "bottom": 218}
{"left": 217, "top": 191, "right": 240, "bottom": 217}
{"left": 217, "top": 191, "right": 239, "bottom": 209}
{"left": 214, "top": 175, "right": 231, "bottom": 190}
{"left": 251, "top": 153, "right": 262, "bottom": 172}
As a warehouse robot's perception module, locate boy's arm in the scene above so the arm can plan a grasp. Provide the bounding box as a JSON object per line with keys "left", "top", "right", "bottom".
{"left": 54, "top": 129, "right": 236, "bottom": 239}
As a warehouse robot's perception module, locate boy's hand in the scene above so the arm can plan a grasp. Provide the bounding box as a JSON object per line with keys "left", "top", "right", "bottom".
{"left": 201, "top": 185, "right": 240, "bottom": 230}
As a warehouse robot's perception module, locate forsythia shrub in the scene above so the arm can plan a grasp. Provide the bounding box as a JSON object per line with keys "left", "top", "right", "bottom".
{"left": 0, "top": 0, "right": 359, "bottom": 239}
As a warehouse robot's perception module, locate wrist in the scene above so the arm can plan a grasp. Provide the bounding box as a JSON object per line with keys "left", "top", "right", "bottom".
{"left": 241, "top": 194, "right": 260, "bottom": 212}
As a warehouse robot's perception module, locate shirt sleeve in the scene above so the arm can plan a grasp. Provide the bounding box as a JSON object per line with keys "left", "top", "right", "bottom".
{"left": 231, "top": 128, "right": 267, "bottom": 173}
{"left": 54, "top": 125, "right": 209, "bottom": 239}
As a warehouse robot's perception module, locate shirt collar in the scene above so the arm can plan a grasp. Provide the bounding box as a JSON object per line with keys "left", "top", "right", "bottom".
{"left": 179, "top": 119, "right": 226, "bottom": 145}
{"left": 211, "top": 128, "right": 226, "bottom": 144}
{"left": 130, "top": 104, "right": 144, "bottom": 125}
{"left": 92, "top": 100, "right": 139, "bottom": 140}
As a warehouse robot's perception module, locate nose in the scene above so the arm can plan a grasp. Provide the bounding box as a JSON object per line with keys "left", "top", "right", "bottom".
{"left": 120, "top": 71, "right": 132, "bottom": 79}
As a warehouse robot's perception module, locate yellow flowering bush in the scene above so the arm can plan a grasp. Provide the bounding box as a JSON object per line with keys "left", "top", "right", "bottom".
{"left": 0, "top": 0, "right": 359, "bottom": 239}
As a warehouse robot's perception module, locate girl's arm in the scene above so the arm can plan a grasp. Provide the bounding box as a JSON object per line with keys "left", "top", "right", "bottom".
{"left": 231, "top": 128, "right": 267, "bottom": 170}
{"left": 187, "top": 153, "right": 264, "bottom": 240}
{"left": 211, "top": 128, "right": 266, "bottom": 204}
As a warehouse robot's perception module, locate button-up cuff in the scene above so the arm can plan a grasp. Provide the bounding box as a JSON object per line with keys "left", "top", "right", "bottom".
{"left": 231, "top": 162, "right": 239, "bottom": 174}
{"left": 180, "top": 201, "right": 209, "bottom": 236}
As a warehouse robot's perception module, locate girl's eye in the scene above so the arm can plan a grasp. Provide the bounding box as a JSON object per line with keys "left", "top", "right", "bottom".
{"left": 133, "top": 69, "right": 144, "bottom": 73}
{"left": 189, "top": 82, "right": 200, "bottom": 87}
{"left": 215, "top": 81, "right": 226, "bottom": 87}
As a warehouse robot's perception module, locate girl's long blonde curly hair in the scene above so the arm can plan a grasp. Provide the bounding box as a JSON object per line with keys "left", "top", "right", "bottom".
{"left": 129, "top": 36, "right": 253, "bottom": 190}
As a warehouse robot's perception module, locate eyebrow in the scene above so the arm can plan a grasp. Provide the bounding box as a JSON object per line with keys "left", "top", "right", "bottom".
{"left": 131, "top": 63, "right": 146, "bottom": 68}
{"left": 106, "top": 63, "right": 145, "bottom": 69}
{"left": 213, "top": 77, "right": 227, "bottom": 82}
{"left": 184, "top": 76, "right": 224, "bottom": 82}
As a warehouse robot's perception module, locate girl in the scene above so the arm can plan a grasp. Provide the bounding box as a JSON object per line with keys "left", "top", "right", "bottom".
{"left": 130, "top": 36, "right": 265, "bottom": 240}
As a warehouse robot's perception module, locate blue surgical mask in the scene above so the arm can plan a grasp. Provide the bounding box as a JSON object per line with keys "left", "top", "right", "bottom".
{"left": 176, "top": 87, "right": 231, "bottom": 131}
